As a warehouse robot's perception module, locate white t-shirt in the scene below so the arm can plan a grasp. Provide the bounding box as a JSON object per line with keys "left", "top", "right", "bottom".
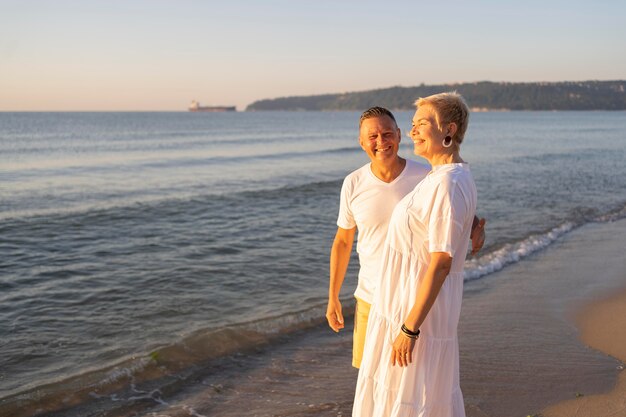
{"left": 336, "top": 159, "right": 430, "bottom": 304}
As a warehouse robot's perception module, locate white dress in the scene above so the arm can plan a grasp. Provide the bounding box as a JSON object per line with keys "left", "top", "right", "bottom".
{"left": 353, "top": 163, "right": 477, "bottom": 417}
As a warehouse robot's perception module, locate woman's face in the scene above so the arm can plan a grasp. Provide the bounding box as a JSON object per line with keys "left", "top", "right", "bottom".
{"left": 410, "top": 104, "right": 446, "bottom": 160}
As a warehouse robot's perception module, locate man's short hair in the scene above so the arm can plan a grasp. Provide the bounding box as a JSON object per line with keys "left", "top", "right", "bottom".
{"left": 359, "top": 106, "right": 397, "bottom": 128}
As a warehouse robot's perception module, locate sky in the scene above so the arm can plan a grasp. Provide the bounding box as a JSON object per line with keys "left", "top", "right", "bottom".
{"left": 1, "top": 0, "right": 625, "bottom": 111}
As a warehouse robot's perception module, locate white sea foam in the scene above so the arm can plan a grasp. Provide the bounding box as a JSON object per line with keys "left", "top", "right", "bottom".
{"left": 594, "top": 204, "right": 626, "bottom": 222}
{"left": 182, "top": 405, "right": 210, "bottom": 417}
{"left": 97, "top": 356, "right": 153, "bottom": 387}
{"left": 463, "top": 222, "right": 576, "bottom": 281}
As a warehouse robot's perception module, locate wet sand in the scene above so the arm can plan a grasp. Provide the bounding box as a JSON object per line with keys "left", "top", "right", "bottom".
{"left": 461, "top": 218, "right": 626, "bottom": 416}
{"left": 57, "top": 218, "right": 626, "bottom": 417}
{"left": 541, "top": 288, "right": 626, "bottom": 417}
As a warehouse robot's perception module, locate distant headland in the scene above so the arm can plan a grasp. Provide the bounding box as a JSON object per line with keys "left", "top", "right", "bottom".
{"left": 246, "top": 80, "right": 626, "bottom": 111}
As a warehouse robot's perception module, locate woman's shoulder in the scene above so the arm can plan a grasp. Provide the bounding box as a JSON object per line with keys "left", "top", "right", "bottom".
{"left": 430, "top": 163, "right": 470, "bottom": 182}
{"left": 426, "top": 165, "right": 475, "bottom": 200}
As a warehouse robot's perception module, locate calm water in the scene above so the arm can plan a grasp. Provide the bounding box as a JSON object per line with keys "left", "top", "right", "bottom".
{"left": 1, "top": 111, "right": 625, "bottom": 415}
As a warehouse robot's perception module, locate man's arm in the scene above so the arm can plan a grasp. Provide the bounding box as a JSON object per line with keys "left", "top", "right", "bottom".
{"left": 470, "top": 216, "right": 486, "bottom": 256}
{"left": 326, "top": 226, "right": 356, "bottom": 332}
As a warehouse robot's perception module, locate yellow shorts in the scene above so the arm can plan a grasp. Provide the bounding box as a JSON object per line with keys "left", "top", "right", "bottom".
{"left": 352, "top": 296, "right": 371, "bottom": 369}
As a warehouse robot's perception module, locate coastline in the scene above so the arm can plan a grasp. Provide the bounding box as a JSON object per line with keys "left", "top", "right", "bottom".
{"left": 461, "top": 218, "right": 626, "bottom": 416}
{"left": 5, "top": 217, "right": 625, "bottom": 416}
{"left": 118, "top": 218, "right": 626, "bottom": 417}
{"left": 541, "top": 288, "right": 626, "bottom": 416}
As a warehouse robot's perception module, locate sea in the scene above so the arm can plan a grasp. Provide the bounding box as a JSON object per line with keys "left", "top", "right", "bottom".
{"left": 1, "top": 111, "right": 625, "bottom": 416}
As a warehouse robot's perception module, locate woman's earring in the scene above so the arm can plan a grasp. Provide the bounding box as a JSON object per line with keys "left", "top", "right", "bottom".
{"left": 442, "top": 136, "right": 453, "bottom": 148}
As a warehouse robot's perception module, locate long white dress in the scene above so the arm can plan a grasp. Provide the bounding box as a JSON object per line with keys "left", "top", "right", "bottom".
{"left": 353, "top": 163, "right": 476, "bottom": 417}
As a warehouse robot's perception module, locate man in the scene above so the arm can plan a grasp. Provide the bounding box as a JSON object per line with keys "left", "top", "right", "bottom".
{"left": 326, "top": 107, "right": 485, "bottom": 368}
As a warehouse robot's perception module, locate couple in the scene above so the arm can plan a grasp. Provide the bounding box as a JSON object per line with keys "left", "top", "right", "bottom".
{"left": 326, "top": 92, "right": 484, "bottom": 416}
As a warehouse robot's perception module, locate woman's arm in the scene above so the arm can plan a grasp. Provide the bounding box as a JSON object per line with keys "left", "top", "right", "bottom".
{"left": 390, "top": 252, "right": 452, "bottom": 367}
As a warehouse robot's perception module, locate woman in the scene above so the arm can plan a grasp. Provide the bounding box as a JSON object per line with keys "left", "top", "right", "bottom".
{"left": 353, "top": 92, "right": 476, "bottom": 417}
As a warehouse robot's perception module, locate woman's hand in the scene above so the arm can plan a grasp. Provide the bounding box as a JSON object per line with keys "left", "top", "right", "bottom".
{"left": 391, "top": 331, "right": 416, "bottom": 367}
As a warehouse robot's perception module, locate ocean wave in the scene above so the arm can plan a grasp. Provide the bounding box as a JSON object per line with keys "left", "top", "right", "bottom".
{"left": 0, "top": 145, "right": 358, "bottom": 175}
{"left": 464, "top": 202, "right": 626, "bottom": 281}
{"left": 463, "top": 222, "right": 575, "bottom": 281}
{"left": 594, "top": 203, "right": 626, "bottom": 222}
{"left": 0, "top": 303, "right": 341, "bottom": 416}
{"left": 0, "top": 178, "right": 343, "bottom": 222}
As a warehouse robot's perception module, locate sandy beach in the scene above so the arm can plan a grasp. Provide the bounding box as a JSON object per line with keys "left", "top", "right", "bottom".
{"left": 542, "top": 288, "right": 626, "bottom": 417}
{"left": 461, "top": 217, "right": 626, "bottom": 417}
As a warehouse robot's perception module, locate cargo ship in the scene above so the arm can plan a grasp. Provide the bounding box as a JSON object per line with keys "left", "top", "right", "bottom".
{"left": 188, "top": 100, "right": 236, "bottom": 112}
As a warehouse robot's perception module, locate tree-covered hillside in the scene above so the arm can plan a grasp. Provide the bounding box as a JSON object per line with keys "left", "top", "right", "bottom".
{"left": 246, "top": 81, "right": 626, "bottom": 111}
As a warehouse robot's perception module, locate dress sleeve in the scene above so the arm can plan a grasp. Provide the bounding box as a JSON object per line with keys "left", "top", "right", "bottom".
{"left": 336, "top": 177, "right": 356, "bottom": 229}
{"left": 428, "top": 178, "right": 467, "bottom": 257}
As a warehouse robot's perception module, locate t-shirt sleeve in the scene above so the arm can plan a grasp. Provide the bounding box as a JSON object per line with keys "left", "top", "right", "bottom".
{"left": 336, "top": 178, "right": 356, "bottom": 229}
{"left": 428, "top": 179, "right": 467, "bottom": 257}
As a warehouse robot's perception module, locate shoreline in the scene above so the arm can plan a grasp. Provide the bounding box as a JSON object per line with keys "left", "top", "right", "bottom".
{"left": 126, "top": 218, "right": 626, "bottom": 417}
{"left": 461, "top": 218, "right": 626, "bottom": 416}
{"left": 4, "top": 219, "right": 626, "bottom": 416}
{"left": 542, "top": 288, "right": 626, "bottom": 416}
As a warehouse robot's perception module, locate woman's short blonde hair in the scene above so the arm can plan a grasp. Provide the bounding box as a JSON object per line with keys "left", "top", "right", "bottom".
{"left": 415, "top": 92, "right": 470, "bottom": 145}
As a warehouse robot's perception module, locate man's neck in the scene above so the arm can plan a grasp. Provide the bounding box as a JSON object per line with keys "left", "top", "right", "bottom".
{"left": 370, "top": 157, "right": 406, "bottom": 183}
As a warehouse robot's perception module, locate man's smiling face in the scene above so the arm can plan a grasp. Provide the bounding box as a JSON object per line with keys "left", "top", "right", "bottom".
{"left": 359, "top": 115, "right": 401, "bottom": 163}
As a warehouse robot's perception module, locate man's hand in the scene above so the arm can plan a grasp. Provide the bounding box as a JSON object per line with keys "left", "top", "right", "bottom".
{"left": 470, "top": 218, "right": 486, "bottom": 256}
{"left": 326, "top": 298, "right": 344, "bottom": 332}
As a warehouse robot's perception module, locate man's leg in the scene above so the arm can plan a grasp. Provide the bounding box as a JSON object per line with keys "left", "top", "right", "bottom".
{"left": 352, "top": 296, "right": 371, "bottom": 368}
